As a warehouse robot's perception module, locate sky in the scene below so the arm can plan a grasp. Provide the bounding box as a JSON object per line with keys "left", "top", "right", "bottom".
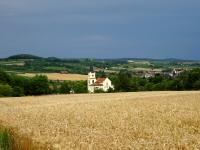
{"left": 0, "top": 0, "right": 200, "bottom": 59}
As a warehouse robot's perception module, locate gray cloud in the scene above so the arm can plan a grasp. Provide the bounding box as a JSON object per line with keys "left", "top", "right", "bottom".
{"left": 0, "top": 0, "right": 200, "bottom": 59}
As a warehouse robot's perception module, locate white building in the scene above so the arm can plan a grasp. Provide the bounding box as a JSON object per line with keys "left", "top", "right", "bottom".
{"left": 169, "top": 68, "right": 185, "bottom": 77}
{"left": 87, "top": 72, "right": 114, "bottom": 93}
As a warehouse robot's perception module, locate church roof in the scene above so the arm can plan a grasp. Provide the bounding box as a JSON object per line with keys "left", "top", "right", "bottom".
{"left": 91, "top": 77, "right": 107, "bottom": 86}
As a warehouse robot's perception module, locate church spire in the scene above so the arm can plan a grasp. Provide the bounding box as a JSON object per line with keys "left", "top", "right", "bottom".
{"left": 90, "top": 66, "right": 94, "bottom": 72}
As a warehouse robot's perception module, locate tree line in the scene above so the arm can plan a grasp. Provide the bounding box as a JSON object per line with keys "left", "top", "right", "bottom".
{"left": 0, "top": 70, "right": 87, "bottom": 97}
{"left": 111, "top": 68, "right": 200, "bottom": 92}
{"left": 0, "top": 68, "right": 200, "bottom": 97}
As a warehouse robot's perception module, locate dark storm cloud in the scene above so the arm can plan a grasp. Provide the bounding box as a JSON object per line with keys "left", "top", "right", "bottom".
{"left": 0, "top": 0, "right": 200, "bottom": 59}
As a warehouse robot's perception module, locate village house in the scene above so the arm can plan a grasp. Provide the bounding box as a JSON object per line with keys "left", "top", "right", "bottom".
{"left": 87, "top": 72, "right": 114, "bottom": 93}
{"left": 171, "top": 68, "right": 185, "bottom": 77}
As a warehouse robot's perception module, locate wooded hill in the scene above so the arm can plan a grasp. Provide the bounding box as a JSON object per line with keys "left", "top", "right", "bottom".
{"left": 7, "top": 54, "right": 43, "bottom": 60}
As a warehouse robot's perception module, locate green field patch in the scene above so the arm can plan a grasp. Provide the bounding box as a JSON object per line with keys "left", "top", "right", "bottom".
{"left": 0, "top": 60, "right": 25, "bottom": 66}
{"left": 44, "top": 66, "right": 66, "bottom": 71}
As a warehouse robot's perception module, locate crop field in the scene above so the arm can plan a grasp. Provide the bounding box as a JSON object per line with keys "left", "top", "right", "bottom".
{"left": 0, "top": 91, "right": 200, "bottom": 149}
{"left": 0, "top": 60, "right": 25, "bottom": 66}
{"left": 18, "top": 73, "right": 88, "bottom": 81}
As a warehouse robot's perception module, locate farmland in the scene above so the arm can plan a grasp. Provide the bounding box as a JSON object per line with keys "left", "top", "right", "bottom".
{"left": 1, "top": 54, "right": 200, "bottom": 76}
{"left": 18, "top": 73, "right": 88, "bottom": 81}
{"left": 0, "top": 91, "right": 200, "bottom": 149}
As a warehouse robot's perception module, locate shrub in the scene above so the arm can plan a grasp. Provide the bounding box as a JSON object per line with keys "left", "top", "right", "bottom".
{"left": 94, "top": 89, "right": 105, "bottom": 93}
{"left": 59, "top": 82, "right": 71, "bottom": 94}
{"left": 73, "top": 81, "right": 87, "bottom": 93}
{"left": 0, "top": 70, "right": 11, "bottom": 84}
{"left": 29, "top": 75, "right": 49, "bottom": 95}
{"left": 193, "top": 80, "right": 200, "bottom": 90}
{"left": 12, "top": 86, "right": 24, "bottom": 97}
{"left": 107, "top": 88, "right": 115, "bottom": 93}
{"left": 0, "top": 84, "right": 13, "bottom": 97}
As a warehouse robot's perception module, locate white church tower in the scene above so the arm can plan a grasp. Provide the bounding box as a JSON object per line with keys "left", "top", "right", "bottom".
{"left": 87, "top": 72, "right": 96, "bottom": 92}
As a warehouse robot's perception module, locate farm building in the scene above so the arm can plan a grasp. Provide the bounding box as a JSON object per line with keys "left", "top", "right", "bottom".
{"left": 87, "top": 72, "right": 114, "bottom": 93}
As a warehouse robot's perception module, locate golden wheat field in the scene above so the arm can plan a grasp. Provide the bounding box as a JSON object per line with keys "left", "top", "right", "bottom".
{"left": 18, "top": 73, "right": 88, "bottom": 81}
{"left": 0, "top": 91, "right": 200, "bottom": 149}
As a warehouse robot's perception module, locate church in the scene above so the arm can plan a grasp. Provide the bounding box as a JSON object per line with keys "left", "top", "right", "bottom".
{"left": 87, "top": 72, "right": 114, "bottom": 93}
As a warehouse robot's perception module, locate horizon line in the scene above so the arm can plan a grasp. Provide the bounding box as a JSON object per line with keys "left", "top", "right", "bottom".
{"left": 1, "top": 53, "right": 200, "bottom": 61}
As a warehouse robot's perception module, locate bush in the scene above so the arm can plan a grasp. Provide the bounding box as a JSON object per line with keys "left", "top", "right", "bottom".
{"left": 94, "top": 89, "right": 105, "bottom": 93}
{"left": 114, "top": 70, "right": 132, "bottom": 92}
{"left": 193, "top": 80, "right": 200, "bottom": 90}
{"left": 144, "top": 83, "right": 154, "bottom": 91}
{"left": 73, "top": 81, "right": 87, "bottom": 93}
{"left": 107, "top": 88, "right": 115, "bottom": 93}
{"left": 29, "top": 75, "right": 49, "bottom": 95}
{"left": 0, "top": 70, "right": 11, "bottom": 84}
{"left": 60, "top": 82, "right": 71, "bottom": 94}
{"left": 0, "top": 84, "right": 13, "bottom": 97}
{"left": 12, "top": 86, "right": 24, "bottom": 97}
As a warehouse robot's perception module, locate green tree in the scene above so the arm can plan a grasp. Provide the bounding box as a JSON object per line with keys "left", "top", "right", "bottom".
{"left": 152, "top": 83, "right": 165, "bottom": 91}
{"left": 9, "top": 74, "right": 30, "bottom": 95}
{"left": 96, "top": 71, "right": 106, "bottom": 78}
{"left": 144, "top": 82, "right": 154, "bottom": 91}
{"left": 0, "top": 70, "right": 11, "bottom": 84}
{"left": 178, "top": 68, "right": 200, "bottom": 90}
{"left": 49, "top": 81, "right": 60, "bottom": 94}
{"left": 60, "top": 82, "right": 71, "bottom": 94}
{"left": 29, "top": 75, "right": 49, "bottom": 95}
{"left": 0, "top": 84, "right": 13, "bottom": 97}
{"left": 149, "top": 74, "right": 164, "bottom": 84}
{"left": 12, "top": 86, "right": 24, "bottom": 97}
{"left": 193, "top": 80, "right": 200, "bottom": 90}
{"left": 114, "top": 70, "right": 132, "bottom": 92}
{"left": 73, "top": 81, "right": 87, "bottom": 93}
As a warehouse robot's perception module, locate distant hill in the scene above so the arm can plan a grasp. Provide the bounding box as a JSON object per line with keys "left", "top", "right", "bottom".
{"left": 46, "top": 57, "right": 61, "bottom": 61}
{"left": 5, "top": 54, "right": 199, "bottom": 62}
{"left": 7, "top": 54, "right": 43, "bottom": 60}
